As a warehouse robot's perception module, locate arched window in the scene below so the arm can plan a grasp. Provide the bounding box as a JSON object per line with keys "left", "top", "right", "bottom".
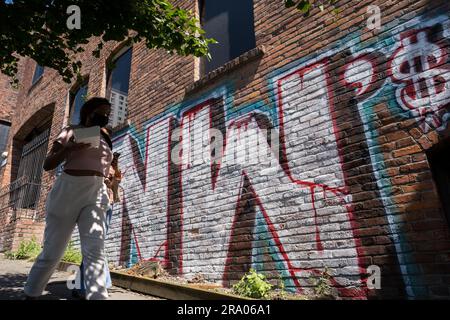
{"left": 0, "top": 120, "right": 11, "bottom": 166}
{"left": 106, "top": 47, "right": 132, "bottom": 128}
{"left": 10, "top": 105, "right": 53, "bottom": 209}
{"left": 31, "top": 64, "right": 44, "bottom": 85}
{"left": 69, "top": 82, "right": 88, "bottom": 125}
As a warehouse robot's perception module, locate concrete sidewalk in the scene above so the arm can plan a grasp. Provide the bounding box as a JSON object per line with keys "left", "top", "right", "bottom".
{"left": 0, "top": 254, "right": 162, "bottom": 300}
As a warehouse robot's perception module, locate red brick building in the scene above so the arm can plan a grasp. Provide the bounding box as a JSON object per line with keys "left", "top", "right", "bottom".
{"left": 0, "top": 75, "right": 17, "bottom": 123}
{"left": 1, "top": 0, "right": 450, "bottom": 299}
{"left": 0, "top": 68, "right": 23, "bottom": 182}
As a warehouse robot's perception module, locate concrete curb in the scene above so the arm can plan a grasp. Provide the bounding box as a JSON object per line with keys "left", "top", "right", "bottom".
{"left": 57, "top": 261, "right": 250, "bottom": 300}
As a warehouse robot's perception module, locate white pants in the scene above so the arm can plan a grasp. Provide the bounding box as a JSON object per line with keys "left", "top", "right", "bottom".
{"left": 24, "top": 172, "right": 110, "bottom": 300}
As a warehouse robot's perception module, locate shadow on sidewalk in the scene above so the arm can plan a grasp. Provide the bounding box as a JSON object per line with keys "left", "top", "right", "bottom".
{"left": 0, "top": 273, "right": 75, "bottom": 300}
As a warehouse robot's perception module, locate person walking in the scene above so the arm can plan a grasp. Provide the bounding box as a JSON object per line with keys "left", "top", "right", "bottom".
{"left": 24, "top": 97, "right": 113, "bottom": 300}
{"left": 73, "top": 152, "right": 122, "bottom": 299}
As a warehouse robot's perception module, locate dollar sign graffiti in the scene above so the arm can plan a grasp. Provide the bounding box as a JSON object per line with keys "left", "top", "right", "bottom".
{"left": 390, "top": 30, "right": 450, "bottom": 132}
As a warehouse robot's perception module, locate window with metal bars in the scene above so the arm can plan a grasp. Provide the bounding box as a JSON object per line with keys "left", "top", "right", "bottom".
{"left": 12, "top": 128, "right": 50, "bottom": 209}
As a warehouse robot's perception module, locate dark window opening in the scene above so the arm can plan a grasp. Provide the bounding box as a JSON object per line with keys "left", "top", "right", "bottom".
{"left": 106, "top": 47, "right": 132, "bottom": 128}
{"left": 199, "top": 0, "right": 256, "bottom": 75}
{"left": 0, "top": 120, "right": 11, "bottom": 155}
{"left": 31, "top": 64, "right": 44, "bottom": 85}
{"left": 0, "top": 120, "right": 11, "bottom": 167}
{"left": 69, "top": 82, "right": 88, "bottom": 125}
{"left": 428, "top": 139, "right": 450, "bottom": 228}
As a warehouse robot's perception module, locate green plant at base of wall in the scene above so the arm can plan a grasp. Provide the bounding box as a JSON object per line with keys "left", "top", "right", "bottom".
{"left": 4, "top": 237, "right": 42, "bottom": 261}
{"left": 5, "top": 238, "right": 82, "bottom": 265}
{"left": 309, "top": 267, "right": 334, "bottom": 298}
{"left": 276, "top": 274, "right": 287, "bottom": 299}
{"left": 232, "top": 268, "right": 273, "bottom": 299}
{"left": 61, "top": 241, "right": 82, "bottom": 264}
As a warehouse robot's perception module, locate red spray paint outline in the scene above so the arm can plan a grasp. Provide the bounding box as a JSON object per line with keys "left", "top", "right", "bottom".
{"left": 115, "top": 59, "right": 370, "bottom": 296}
{"left": 275, "top": 59, "right": 367, "bottom": 296}
{"left": 179, "top": 87, "right": 367, "bottom": 296}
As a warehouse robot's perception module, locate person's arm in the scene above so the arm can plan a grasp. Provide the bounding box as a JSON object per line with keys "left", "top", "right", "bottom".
{"left": 114, "top": 169, "right": 122, "bottom": 183}
{"left": 104, "top": 175, "right": 113, "bottom": 188}
{"left": 43, "top": 137, "right": 90, "bottom": 171}
{"left": 43, "top": 142, "right": 66, "bottom": 171}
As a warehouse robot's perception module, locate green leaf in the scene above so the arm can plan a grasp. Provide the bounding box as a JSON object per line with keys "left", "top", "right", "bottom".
{"left": 296, "top": 1, "right": 312, "bottom": 13}
{"left": 232, "top": 269, "right": 273, "bottom": 299}
{"left": 284, "top": 0, "right": 297, "bottom": 8}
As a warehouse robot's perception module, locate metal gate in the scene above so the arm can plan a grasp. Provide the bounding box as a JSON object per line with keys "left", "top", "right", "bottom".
{"left": 11, "top": 128, "right": 50, "bottom": 209}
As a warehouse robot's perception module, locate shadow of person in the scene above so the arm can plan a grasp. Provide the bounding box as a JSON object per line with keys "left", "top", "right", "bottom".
{"left": 42, "top": 280, "right": 77, "bottom": 300}
{"left": 0, "top": 272, "right": 80, "bottom": 300}
{"left": 0, "top": 273, "right": 29, "bottom": 300}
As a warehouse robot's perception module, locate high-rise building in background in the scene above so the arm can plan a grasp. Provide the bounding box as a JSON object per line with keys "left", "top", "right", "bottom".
{"left": 109, "top": 89, "right": 128, "bottom": 128}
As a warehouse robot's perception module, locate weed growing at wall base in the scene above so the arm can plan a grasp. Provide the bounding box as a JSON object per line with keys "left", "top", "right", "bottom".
{"left": 62, "top": 241, "right": 82, "bottom": 264}
{"left": 4, "top": 237, "right": 41, "bottom": 261}
{"left": 233, "top": 269, "right": 273, "bottom": 299}
{"left": 309, "top": 267, "right": 334, "bottom": 298}
{"left": 4, "top": 238, "right": 82, "bottom": 264}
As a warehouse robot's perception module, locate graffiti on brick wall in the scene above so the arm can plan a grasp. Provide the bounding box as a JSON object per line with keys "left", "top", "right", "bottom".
{"left": 389, "top": 27, "right": 450, "bottom": 132}
{"left": 105, "top": 15, "right": 450, "bottom": 297}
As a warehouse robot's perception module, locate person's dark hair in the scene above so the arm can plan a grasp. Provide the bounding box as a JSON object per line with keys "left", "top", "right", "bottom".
{"left": 79, "top": 97, "right": 111, "bottom": 126}
{"left": 78, "top": 97, "right": 113, "bottom": 150}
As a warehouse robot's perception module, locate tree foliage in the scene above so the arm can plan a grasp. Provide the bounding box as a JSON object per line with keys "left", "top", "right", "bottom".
{"left": 0, "top": 1, "right": 339, "bottom": 87}
{"left": 284, "top": 0, "right": 338, "bottom": 15}
{"left": 0, "top": 0, "right": 215, "bottom": 85}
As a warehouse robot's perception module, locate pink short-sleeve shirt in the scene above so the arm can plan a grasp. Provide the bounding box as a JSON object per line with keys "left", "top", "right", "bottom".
{"left": 55, "top": 125, "right": 113, "bottom": 177}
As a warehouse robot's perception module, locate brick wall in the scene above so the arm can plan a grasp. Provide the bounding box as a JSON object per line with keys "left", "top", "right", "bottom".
{"left": 0, "top": 73, "right": 19, "bottom": 123}
{"left": 0, "top": 59, "right": 24, "bottom": 186}
{"left": 1, "top": 0, "right": 450, "bottom": 299}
